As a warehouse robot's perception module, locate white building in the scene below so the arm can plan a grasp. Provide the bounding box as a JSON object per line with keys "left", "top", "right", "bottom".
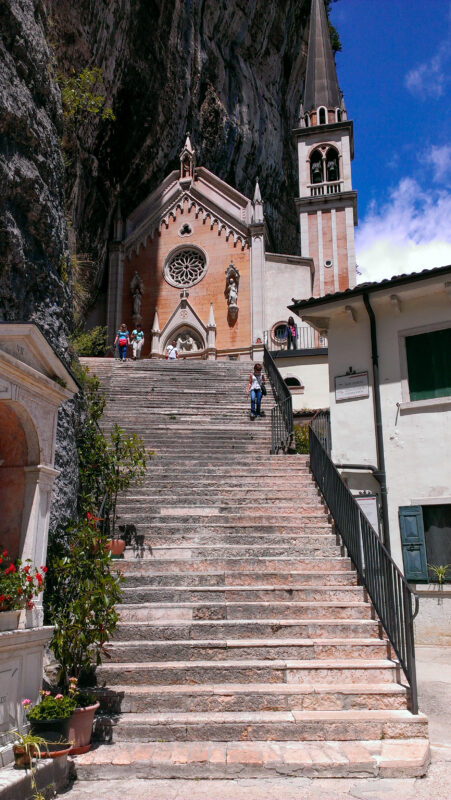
{"left": 290, "top": 265, "right": 451, "bottom": 644}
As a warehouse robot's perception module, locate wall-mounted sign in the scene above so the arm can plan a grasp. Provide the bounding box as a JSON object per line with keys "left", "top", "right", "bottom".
{"left": 356, "top": 495, "right": 380, "bottom": 536}
{"left": 335, "top": 372, "right": 369, "bottom": 402}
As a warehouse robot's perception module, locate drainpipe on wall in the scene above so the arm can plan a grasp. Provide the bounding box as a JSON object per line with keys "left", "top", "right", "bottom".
{"left": 362, "top": 292, "right": 391, "bottom": 554}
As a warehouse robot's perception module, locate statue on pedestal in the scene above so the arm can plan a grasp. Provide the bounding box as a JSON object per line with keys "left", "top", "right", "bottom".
{"left": 225, "top": 262, "right": 240, "bottom": 324}
{"left": 130, "top": 272, "right": 144, "bottom": 323}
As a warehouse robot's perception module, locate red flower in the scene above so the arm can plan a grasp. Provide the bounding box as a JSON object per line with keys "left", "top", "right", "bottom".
{"left": 5, "top": 564, "right": 16, "bottom": 575}
{"left": 17, "top": 588, "right": 23, "bottom": 595}
{"left": 35, "top": 573, "right": 43, "bottom": 585}
{"left": 26, "top": 601, "right": 34, "bottom": 610}
{"left": 41, "top": 566, "right": 48, "bottom": 574}
{"left": 26, "top": 576, "right": 33, "bottom": 583}
{"left": 2, "top": 550, "right": 7, "bottom": 558}
{"left": 22, "top": 565, "right": 30, "bottom": 574}
{"left": 0, "top": 595, "right": 4, "bottom": 603}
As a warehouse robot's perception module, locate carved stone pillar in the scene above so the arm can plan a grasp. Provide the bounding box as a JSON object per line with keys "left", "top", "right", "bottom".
{"left": 20, "top": 465, "right": 58, "bottom": 627}
{"left": 107, "top": 242, "right": 125, "bottom": 346}
{"left": 151, "top": 308, "right": 161, "bottom": 358}
{"left": 206, "top": 302, "right": 217, "bottom": 360}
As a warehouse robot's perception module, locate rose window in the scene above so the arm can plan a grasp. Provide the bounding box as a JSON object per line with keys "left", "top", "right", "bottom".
{"left": 164, "top": 248, "right": 207, "bottom": 288}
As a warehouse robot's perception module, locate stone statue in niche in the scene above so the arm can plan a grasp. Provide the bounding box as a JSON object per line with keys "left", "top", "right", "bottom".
{"left": 175, "top": 330, "right": 203, "bottom": 352}
{"left": 225, "top": 262, "right": 240, "bottom": 324}
{"left": 227, "top": 278, "right": 238, "bottom": 306}
{"left": 130, "top": 272, "right": 144, "bottom": 322}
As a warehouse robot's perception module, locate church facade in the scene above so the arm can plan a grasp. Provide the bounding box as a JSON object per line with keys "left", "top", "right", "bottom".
{"left": 106, "top": 0, "right": 357, "bottom": 361}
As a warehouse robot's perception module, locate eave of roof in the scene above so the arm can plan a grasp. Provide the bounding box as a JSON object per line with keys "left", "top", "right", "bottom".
{"left": 289, "top": 264, "right": 451, "bottom": 313}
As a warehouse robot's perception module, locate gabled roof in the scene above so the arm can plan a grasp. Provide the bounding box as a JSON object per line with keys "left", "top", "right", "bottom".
{"left": 124, "top": 167, "right": 254, "bottom": 257}
{"left": 303, "top": 0, "right": 341, "bottom": 113}
{"left": 289, "top": 264, "right": 451, "bottom": 313}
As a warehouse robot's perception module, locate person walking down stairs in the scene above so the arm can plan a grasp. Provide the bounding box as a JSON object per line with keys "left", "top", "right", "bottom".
{"left": 246, "top": 362, "right": 266, "bottom": 420}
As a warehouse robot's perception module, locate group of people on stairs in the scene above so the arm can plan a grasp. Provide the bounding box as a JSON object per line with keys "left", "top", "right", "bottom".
{"left": 114, "top": 323, "right": 145, "bottom": 361}
{"left": 114, "top": 324, "right": 268, "bottom": 420}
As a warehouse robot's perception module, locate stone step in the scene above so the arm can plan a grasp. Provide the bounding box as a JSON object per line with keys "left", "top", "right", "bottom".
{"left": 117, "top": 510, "right": 328, "bottom": 524}
{"left": 93, "top": 681, "right": 408, "bottom": 714}
{"left": 115, "top": 557, "right": 353, "bottom": 574}
{"left": 93, "top": 709, "right": 428, "bottom": 744}
{"left": 95, "top": 658, "right": 398, "bottom": 686}
{"left": 121, "top": 570, "right": 357, "bottom": 587}
{"left": 121, "top": 585, "right": 364, "bottom": 603}
{"left": 72, "top": 738, "right": 430, "bottom": 780}
{"left": 120, "top": 489, "right": 320, "bottom": 500}
{"left": 106, "top": 638, "right": 387, "bottom": 663}
{"left": 113, "top": 619, "right": 381, "bottom": 641}
{"left": 121, "top": 543, "right": 340, "bottom": 559}
{"left": 118, "top": 601, "right": 372, "bottom": 622}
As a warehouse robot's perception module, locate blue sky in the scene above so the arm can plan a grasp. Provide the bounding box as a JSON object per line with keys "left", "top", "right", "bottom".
{"left": 330, "top": 0, "right": 451, "bottom": 282}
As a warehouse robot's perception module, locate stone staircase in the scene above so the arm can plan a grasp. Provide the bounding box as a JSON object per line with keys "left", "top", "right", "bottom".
{"left": 73, "top": 358, "right": 429, "bottom": 783}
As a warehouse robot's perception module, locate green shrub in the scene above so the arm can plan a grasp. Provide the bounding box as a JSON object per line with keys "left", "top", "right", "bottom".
{"left": 294, "top": 424, "right": 309, "bottom": 454}
{"left": 71, "top": 326, "right": 108, "bottom": 357}
{"left": 58, "top": 67, "right": 115, "bottom": 122}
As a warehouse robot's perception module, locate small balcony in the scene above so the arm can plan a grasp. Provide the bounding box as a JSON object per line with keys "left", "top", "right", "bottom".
{"left": 264, "top": 326, "right": 328, "bottom": 353}
{"left": 309, "top": 180, "right": 343, "bottom": 197}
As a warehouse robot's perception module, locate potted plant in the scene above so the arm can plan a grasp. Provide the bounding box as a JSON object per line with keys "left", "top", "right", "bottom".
{"left": 9, "top": 729, "right": 47, "bottom": 769}
{"left": 0, "top": 552, "right": 46, "bottom": 630}
{"left": 24, "top": 691, "right": 76, "bottom": 743}
{"left": 66, "top": 677, "right": 100, "bottom": 755}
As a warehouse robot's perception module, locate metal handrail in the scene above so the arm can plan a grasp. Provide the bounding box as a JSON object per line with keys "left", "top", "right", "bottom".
{"left": 308, "top": 424, "right": 419, "bottom": 713}
{"left": 263, "top": 346, "right": 294, "bottom": 453}
{"left": 310, "top": 409, "right": 332, "bottom": 455}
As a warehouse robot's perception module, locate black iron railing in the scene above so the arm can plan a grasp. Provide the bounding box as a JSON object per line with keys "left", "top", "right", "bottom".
{"left": 264, "top": 327, "right": 328, "bottom": 352}
{"left": 310, "top": 409, "right": 332, "bottom": 455}
{"left": 308, "top": 424, "right": 419, "bottom": 713}
{"left": 263, "top": 346, "right": 294, "bottom": 453}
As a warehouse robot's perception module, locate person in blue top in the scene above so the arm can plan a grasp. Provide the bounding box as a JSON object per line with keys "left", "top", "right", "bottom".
{"left": 114, "top": 323, "right": 130, "bottom": 361}
{"left": 131, "top": 324, "right": 145, "bottom": 360}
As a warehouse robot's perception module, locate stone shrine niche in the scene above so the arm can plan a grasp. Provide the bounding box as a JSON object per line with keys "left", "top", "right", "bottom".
{"left": 174, "top": 329, "right": 204, "bottom": 353}
{"left": 130, "top": 271, "right": 144, "bottom": 324}
{"left": 225, "top": 262, "right": 240, "bottom": 325}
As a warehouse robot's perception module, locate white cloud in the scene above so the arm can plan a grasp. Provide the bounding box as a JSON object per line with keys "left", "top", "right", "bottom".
{"left": 424, "top": 144, "right": 451, "bottom": 183}
{"left": 405, "top": 6, "right": 451, "bottom": 99}
{"left": 356, "top": 178, "right": 451, "bottom": 283}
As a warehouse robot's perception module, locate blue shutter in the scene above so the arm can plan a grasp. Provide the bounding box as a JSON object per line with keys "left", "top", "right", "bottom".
{"left": 399, "top": 506, "right": 428, "bottom": 582}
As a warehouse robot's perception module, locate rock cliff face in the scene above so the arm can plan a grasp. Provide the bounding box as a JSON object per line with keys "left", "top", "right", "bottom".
{"left": 0, "top": 0, "right": 315, "bottom": 527}
{"left": 0, "top": 0, "right": 77, "bottom": 528}
{"left": 50, "top": 0, "right": 311, "bottom": 304}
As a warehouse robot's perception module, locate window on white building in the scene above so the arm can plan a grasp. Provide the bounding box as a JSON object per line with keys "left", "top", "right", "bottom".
{"left": 400, "top": 504, "right": 451, "bottom": 583}
{"left": 405, "top": 327, "right": 451, "bottom": 401}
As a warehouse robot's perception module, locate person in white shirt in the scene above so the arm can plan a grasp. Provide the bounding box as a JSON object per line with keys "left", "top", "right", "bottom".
{"left": 245, "top": 362, "right": 266, "bottom": 420}
{"left": 131, "top": 324, "right": 145, "bottom": 360}
{"left": 166, "top": 340, "right": 178, "bottom": 360}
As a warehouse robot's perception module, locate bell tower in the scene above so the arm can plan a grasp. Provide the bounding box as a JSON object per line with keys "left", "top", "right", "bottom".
{"left": 295, "top": 0, "right": 357, "bottom": 296}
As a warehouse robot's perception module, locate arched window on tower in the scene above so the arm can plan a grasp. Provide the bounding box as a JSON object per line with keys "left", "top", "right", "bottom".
{"left": 310, "top": 149, "right": 323, "bottom": 184}
{"left": 336, "top": 108, "right": 342, "bottom": 122}
{"left": 326, "top": 147, "right": 339, "bottom": 182}
{"left": 318, "top": 106, "right": 327, "bottom": 125}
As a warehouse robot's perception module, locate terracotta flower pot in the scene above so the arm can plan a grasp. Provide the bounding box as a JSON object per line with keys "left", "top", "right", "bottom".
{"left": 67, "top": 702, "right": 100, "bottom": 755}
{"left": 13, "top": 744, "right": 38, "bottom": 769}
{"left": 41, "top": 743, "right": 71, "bottom": 759}
{"left": 0, "top": 610, "right": 21, "bottom": 631}
{"left": 106, "top": 539, "right": 125, "bottom": 558}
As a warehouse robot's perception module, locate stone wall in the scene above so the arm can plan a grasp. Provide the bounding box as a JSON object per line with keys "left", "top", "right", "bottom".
{"left": 0, "top": 0, "right": 77, "bottom": 529}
